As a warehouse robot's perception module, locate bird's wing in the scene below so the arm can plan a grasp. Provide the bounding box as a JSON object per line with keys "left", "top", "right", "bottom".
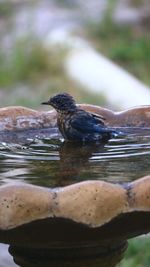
{"left": 90, "top": 112, "right": 105, "bottom": 122}
{"left": 70, "top": 111, "right": 104, "bottom": 133}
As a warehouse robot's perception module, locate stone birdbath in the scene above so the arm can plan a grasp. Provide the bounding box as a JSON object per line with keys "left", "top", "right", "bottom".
{"left": 0, "top": 104, "right": 150, "bottom": 267}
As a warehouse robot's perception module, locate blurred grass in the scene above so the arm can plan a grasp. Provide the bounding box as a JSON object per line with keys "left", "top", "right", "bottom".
{"left": 118, "top": 237, "right": 150, "bottom": 267}
{"left": 0, "top": 36, "right": 66, "bottom": 87}
{"left": 0, "top": 1, "right": 14, "bottom": 17}
{"left": 87, "top": 10, "right": 150, "bottom": 86}
{"left": 0, "top": 35, "right": 107, "bottom": 108}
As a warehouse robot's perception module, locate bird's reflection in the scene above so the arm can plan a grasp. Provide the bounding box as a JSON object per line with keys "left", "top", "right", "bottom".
{"left": 1, "top": 138, "right": 107, "bottom": 188}
{"left": 55, "top": 141, "right": 106, "bottom": 186}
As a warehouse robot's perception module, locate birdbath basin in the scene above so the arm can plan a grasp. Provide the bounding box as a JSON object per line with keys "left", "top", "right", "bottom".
{"left": 0, "top": 104, "right": 149, "bottom": 267}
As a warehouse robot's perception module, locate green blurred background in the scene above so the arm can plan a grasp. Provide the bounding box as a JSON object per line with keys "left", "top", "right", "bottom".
{"left": 0, "top": 0, "right": 150, "bottom": 109}
{"left": 0, "top": 1, "right": 150, "bottom": 266}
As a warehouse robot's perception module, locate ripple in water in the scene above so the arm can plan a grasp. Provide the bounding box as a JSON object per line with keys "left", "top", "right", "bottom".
{"left": 0, "top": 128, "right": 149, "bottom": 187}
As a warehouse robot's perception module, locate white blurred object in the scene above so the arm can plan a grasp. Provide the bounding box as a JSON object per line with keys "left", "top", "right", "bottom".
{"left": 46, "top": 30, "right": 150, "bottom": 109}
{"left": 66, "top": 48, "right": 150, "bottom": 109}
{"left": 0, "top": 244, "right": 16, "bottom": 267}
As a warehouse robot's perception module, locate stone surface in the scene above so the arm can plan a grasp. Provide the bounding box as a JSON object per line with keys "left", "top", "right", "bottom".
{"left": 0, "top": 106, "right": 56, "bottom": 131}
{"left": 0, "top": 176, "right": 150, "bottom": 233}
{"left": 81, "top": 104, "right": 150, "bottom": 127}
{"left": 9, "top": 242, "right": 126, "bottom": 267}
{"left": 0, "top": 175, "right": 150, "bottom": 266}
{"left": 0, "top": 104, "right": 149, "bottom": 133}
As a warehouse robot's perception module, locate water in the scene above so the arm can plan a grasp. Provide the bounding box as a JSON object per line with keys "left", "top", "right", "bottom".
{"left": 0, "top": 128, "right": 149, "bottom": 187}
{"left": 0, "top": 128, "right": 150, "bottom": 266}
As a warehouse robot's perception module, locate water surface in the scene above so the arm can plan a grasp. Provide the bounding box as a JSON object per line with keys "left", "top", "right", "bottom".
{"left": 0, "top": 128, "right": 149, "bottom": 188}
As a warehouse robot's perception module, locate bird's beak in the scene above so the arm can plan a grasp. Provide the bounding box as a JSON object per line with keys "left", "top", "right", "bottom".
{"left": 41, "top": 101, "right": 50, "bottom": 105}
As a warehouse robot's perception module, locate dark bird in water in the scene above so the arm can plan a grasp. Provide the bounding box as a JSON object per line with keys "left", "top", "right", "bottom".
{"left": 42, "top": 93, "right": 123, "bottom": 142}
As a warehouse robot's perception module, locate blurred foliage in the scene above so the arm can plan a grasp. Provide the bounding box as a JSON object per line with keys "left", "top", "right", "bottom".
{"left": 0, "top": 35, "right": 107, "bottom": 107}
{"left": 55, "top": 0, "right": 76, "bottom": 8}
{"left": 118, "top": 237, "right": 150, "bottom": 267}
{"left": 131, "top": 0, "right": 144, "bottom": 7}
{"left": 87, "top": 7, "right": 150, "bottom": 86}
{"left": 0, "top": 1, "right": 14, "bottom": 17}
{"left": 0, "top": 36, "right": 66, "bottom": 87}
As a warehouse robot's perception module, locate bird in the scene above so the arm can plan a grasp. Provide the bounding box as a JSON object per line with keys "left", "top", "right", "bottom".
{"left": 42, "top": 93, "right": 123, "bottom": 142}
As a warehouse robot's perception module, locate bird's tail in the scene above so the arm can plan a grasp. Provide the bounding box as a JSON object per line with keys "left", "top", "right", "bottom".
{"left": 100, "top": 127, "right": 125, "bottom": 138}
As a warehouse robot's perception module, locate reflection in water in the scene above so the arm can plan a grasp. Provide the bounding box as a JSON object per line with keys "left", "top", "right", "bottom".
{"left": 56, "top": 141, "right": 106, "bottom": 186}
{"left": 0, "top": 131, "right": 149, "bottom": 187}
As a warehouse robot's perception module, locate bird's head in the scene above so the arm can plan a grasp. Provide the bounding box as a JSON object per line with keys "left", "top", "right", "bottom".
{"left": 42, "top": 93, "right": 77, "bottom": 112}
